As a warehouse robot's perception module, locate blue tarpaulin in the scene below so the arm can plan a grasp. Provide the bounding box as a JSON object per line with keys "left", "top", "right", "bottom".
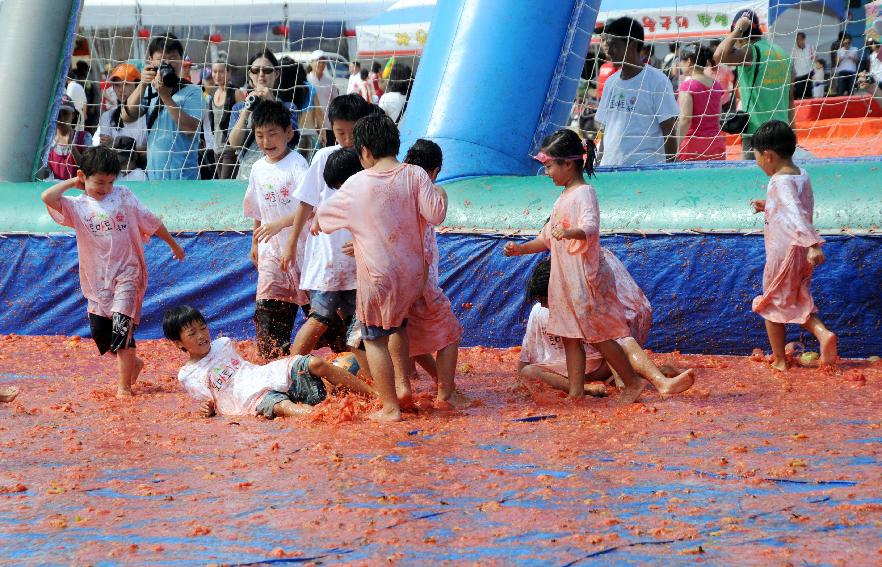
{"left": 1, "top": 232, "right": 878, "bottom": 357}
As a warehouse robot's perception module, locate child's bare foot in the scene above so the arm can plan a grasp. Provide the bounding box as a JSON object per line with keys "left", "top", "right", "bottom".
{"left": 369, "top": 407, "right": 402, "bottom": 422}
{"left": 395, "top": 381, "right": 414, "bottom": 409}
{"left": 435, "top": 389, "right": 473, "bottom": 410}
{"left": 618, "top": 380, "right": 645, "bottom": 404}
{"left": 131, "top": 357, "right": 144, "bottom": 387}
{"left": 770, "top": 358, "right": 788, "bottom": 372}
{"left": 655, "top": 369, "right": 695, "bottom": 396}
{"left": 658, "top": 364, "right": 679, "bottom": 379}
{"left": 584, "top": 383, "right": 608, "bottom": 397}
{"left": 116, "top": 387, "right": 134, "bottom": 399}
{"left": 0, "top": 386, "right": 19, "bottom": 403}
{"left": 819, "top": 331, "right": 838, "bottom": 365}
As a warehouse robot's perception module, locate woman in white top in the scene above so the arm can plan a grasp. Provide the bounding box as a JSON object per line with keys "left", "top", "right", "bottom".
{"left": 867, "top": 38, "right": 882, "bottom": 84}
{"left": 378, "top": 64, "right": 411, "bottom": 124}
{"left": 834, "top": 34, "right": 859, "bottom": 95}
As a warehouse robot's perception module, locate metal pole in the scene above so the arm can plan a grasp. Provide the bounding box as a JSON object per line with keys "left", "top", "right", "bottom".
{"left": 0, "top": 0, "right": 82, "bottom": 182}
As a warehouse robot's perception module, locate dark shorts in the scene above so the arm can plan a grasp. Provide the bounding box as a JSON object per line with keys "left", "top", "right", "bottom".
{"left": 308, "top": 290, "right": 356, "bottom": 326}
{"left": 254, "top": 299, "right": 309, "bottom": 359}
{"left": 89, "top": 312, "right": 136, "bottom": 355}
{"left": 362, "top": 319, "right": 408, "bottom": 342}
{"left": 254, "top": 355, "right": 327, "bottom": 418}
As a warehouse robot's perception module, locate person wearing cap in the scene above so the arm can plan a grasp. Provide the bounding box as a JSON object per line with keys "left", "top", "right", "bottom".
{"left": 594, "top": 17, "right": 680, "bottom": 166}
{"left": 94, "top": 63, "right": 147, "bottom": 151}
{"left": 714, "top": 9, "right": 793, "bottom": 159}
{"left": 306, "top": 50, "right": 339, "bottom": 146}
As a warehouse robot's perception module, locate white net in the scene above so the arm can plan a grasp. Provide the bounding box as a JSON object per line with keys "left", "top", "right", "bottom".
{"left": 42, "top": 0, "right": 882, "bottom": 182}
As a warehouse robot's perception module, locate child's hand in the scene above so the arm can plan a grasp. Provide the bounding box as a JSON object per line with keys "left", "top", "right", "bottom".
{"left": 341, "top": 241, "right": 354, "bottom": 257}
{"left": 170, "top": 242, "right": 185, "bottom": 261}
{"left": 198, "top": 400, "right": 215, "bottom": 417}
{"left": 253, "top": 220, "right": 284, "bottom": 243}
{"left": 750, "top": 199, "right": 766, "bottom": 213}
{"left": 807, "top": 245, "right": 825, "bottom": 267}
{"left": 249, "top": 241, "right": 258, "bottom": 268}
{"left": 551, "top": 225, "right": 568, "bottom": 240}
{"left": 503, "top": 242, "right": 520, "bottom": 256}
{"left": 309, "top": 217, "right": 322, "bottom": 236}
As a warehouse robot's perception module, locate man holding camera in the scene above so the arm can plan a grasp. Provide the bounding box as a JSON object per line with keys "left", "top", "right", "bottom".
{"left": 123, "top": 33, "right": 204, "bottom": 180}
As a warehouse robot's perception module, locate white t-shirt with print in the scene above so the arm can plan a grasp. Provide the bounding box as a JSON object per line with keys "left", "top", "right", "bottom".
{"left": 177, "top": 337, "right": 295, "bottom": 416}
{"left": 293, "top": 144, "right": 357, "bottom": 291}
{"left": 595, "top": 65, "right": 679, "bottom": 167}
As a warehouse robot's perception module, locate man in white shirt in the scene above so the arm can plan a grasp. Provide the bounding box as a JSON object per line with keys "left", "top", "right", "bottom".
{"left": 595, "top": 17, "right": 679, "bottom": 167}
{"left": 307, "top": 50, "right": 340, "bottom": 146}
{"left": 791, "top": 31, "right": 815, "bottom": 99}
{"left": 834, "top": 34, "right": 859, "bottom": 95}
{"left": 346, "top": 61, "right": 363, "bottom": 94}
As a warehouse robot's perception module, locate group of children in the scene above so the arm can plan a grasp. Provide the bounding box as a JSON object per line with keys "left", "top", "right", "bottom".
{"left": 40, "top": 89, "right": 838, "bottom": 422}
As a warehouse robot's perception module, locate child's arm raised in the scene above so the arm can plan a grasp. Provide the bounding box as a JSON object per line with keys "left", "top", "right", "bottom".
{"left": 153, "top": 224, "right": 186, "bottom": 260}
{"left": 503, "top": 239, "right": 547, "bottom": 257}
{"left": 41, "top": 177, "right": 82, "bottom": 214}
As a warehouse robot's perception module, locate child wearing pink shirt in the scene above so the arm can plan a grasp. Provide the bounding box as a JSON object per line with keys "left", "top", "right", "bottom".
{"left": 315, "top": 114, "right": 448, "bottom": 422}
{"left": 243, "top": 101, "right": 311, "bottom": 360}
{"left": 503, "top": 129, "right": 643, "bottom": 403}
{"left": 41, "top": 145, "right": 184, "bottom": 397}
{"left": 749, "top": 121, "right": 837, "bottom": 370}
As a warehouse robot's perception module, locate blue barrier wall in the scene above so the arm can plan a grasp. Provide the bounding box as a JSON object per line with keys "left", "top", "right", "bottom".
{"left": 2, "top": 232, "right": 878, "bottom": 357}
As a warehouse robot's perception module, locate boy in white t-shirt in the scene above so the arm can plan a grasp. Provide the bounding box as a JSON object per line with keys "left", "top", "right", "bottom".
{"left": 253, "top": 95, "right": 376, "bottom": 356}
{"left": 163, "top": 306, "right": 376, "bottom": 418}
{"left": 518, "top": 258, "right": 694, "bottom": 397}
{"left": 595, "top": 17, "right": 679, "bottom": 167}
{"left": 42, "top": 146, "right": 185, "bottom": 398}
{"left": 243, "top": 101, "right": 311, "bottom": 360}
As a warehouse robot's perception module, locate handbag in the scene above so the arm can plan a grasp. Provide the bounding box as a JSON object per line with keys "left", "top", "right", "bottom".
{"left": 720, "top": 44, "right": 758, "bottom": 135}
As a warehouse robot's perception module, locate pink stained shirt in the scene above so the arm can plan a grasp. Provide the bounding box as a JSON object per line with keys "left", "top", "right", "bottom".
{"left": 317, "top": 163, "right": 447, "bottom": 328}
{"left": 243, "top": 152, "right": 310, "bottom": 305}
{"left": 538, "top": 185, "right": 631, "bottom": 342}
{"left": 678, "top": 77, "right": 724, "bottom": 139}
{"left": 752, "top": 171, "right": 824, "bottom": 324}
{"left": 46, "top": 185, "right": 162, "bottom": 324}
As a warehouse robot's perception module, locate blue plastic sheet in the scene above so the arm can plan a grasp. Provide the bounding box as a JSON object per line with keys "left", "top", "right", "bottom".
{"left": 1, "top": 232, "right": 879, "bottom": 357}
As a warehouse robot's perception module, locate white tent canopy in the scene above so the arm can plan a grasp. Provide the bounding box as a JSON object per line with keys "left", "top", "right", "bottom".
{"left": 77, "top": 0, "right": 397, "bottom": 27}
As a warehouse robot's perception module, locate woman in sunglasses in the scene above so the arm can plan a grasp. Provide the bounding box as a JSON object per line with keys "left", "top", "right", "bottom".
{"left": 223, "top": 48, "right": 300, "bottom": 180}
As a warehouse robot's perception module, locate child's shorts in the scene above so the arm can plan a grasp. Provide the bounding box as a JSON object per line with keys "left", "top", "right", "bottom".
{"left": 308, "top": 290, "right": 356, "bottom": 326}
{"left": 89, "top": 312, "right": 136, "bottom": 355}
{"left": 255, "top": 355, "right": 327, "bottom": 418}
{"left": 361, "top": 319, "right": 408, "bottom": 342}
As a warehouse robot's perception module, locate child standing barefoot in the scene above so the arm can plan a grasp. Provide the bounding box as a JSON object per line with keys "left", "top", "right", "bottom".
{"left": 42, "top": 146, "right": 185, "bottom": 397}
{"left": 750, "top": 120, "right": 837, "bottom": 370}
{"left": 504, "top": 129, "right": 643, "bottom": 403}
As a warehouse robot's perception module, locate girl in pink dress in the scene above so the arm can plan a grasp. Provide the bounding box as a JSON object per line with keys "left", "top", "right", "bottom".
{"left": 503, "top": 129, "right": 644, "bottom": 403}
{"left": 749, "top": 121, "right": 837, "bottom": 370}
{"left": 677, "top": 45, "right": 726, "bottom": 162}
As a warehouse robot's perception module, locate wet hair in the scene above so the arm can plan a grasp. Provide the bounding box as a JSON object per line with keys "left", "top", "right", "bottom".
{"left": 353, "top": 113, "right": 400, "bottom": 159}
{"left": 527, "top": 259, "right": 551, "bottom": 301}
{"left": 79, "top": 145, "right": 122, "bottom": 177}
{"left": 752, "top": 120, "right": 797, "bottom": 158}
{"left": 162, "top": 305, "right": 206, "bottom": 342}
{"left": 605, "top": 17, "right": 644, "bottom": 50}
{"left": 539, "top": 128, "right": 596, "bottom": 178}
{"left": 251, "top": 99, "right": 292, "bottom": 130}
{"left": 404, "top": 139, "right": 442, "bottom": 173}
{"left": 323, "top": 147, "right": 364, "bottom": 189}
{"left": 147, "top": 33, "right": 184, "bottom": 58}
{"left": 328, "top": 93, "right": 374, "bottom": 126}
{"left": 681, "top": 44, "right": 714, "bottom": 68}
{"left": 386, "top": 64, "right": 412, "bottom": 95}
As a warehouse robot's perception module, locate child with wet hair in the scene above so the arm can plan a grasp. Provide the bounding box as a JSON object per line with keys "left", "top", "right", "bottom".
{"left": 42, "top": 145, "right": 185, "bottom": 397}
{"left": 314, "top": 114, "right": 448, "bottom": 422}
{"left": 163, "top": 305, "right": 376, "bottom": 418}
{"left": 749, "top": 120, "right": 837, "bottom": 370}
{"left": 519, "top": 259, "right": 694, "bottom": 396}
{"left": 504, "top": 128, "right": 644, "bottom": 403}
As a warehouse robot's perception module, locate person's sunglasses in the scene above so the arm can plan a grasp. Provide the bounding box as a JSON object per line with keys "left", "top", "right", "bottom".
{"left": 249, "top": 66, "right": 275, "bottom": 75}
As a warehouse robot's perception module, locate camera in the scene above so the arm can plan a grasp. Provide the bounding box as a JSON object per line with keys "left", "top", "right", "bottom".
{"left": 157, "top": 62, "right": 178, "bottom": 89}
{"left": 244, "top": 93, "right": 259, "bottom": 110}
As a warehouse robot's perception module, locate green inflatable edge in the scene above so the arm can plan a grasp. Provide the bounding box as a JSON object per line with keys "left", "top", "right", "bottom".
{"left": 3, "top": 160, "right": 880, "bottom": 234}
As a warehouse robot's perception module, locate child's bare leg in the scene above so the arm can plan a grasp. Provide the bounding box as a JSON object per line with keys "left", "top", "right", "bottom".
{"left": 388, "top": 329, "right": 412, "bottom": 406}
{"left": 520, "top": 365, "right": 607, "bottom": 397}
{"left": 764, "top": 320, "right": 788, "bottom": 371}
{"left": 435, "top": 341, "right": 472, "bottom": 407}
{"left": 116, "top": 348, "right": 137, "bottom": 397}
{"left": 0, "top": 386, "right": 19, "bottom": 403}
{"left": 350, "top": 347, "right": 372, "bottom": 381}
{"left": 414, "top": 354, "right": 438, "bottom": 382}
{"left": 291, "top": 318, "right": 329, "bottom": 355}
{"left": 802, "top": 315, "right": 837, "bottom": 364}
{"left": 593, "top": 339, "right": 644, "bottom": 403}
{"left": 363, "top": 336, "right": 401, "bottom": 422}
{"left": 307, "top": 356, "right": 377, "bottom": 397}
{"left": 562, "top": 338, "right": 587, "bottom": 399}
{"left": 272, "top": 399, "right": 313, "bottom": 417}
{"left": 129, "top": 350, "right": 144, "bottom": 387}
{"left": 619, "top": 338, "right": 694, "bottom": 395}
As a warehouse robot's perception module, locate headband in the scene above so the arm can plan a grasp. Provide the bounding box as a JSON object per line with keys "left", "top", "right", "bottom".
{"left": 533, "top": 151, "right": 584, "bottom": 164}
